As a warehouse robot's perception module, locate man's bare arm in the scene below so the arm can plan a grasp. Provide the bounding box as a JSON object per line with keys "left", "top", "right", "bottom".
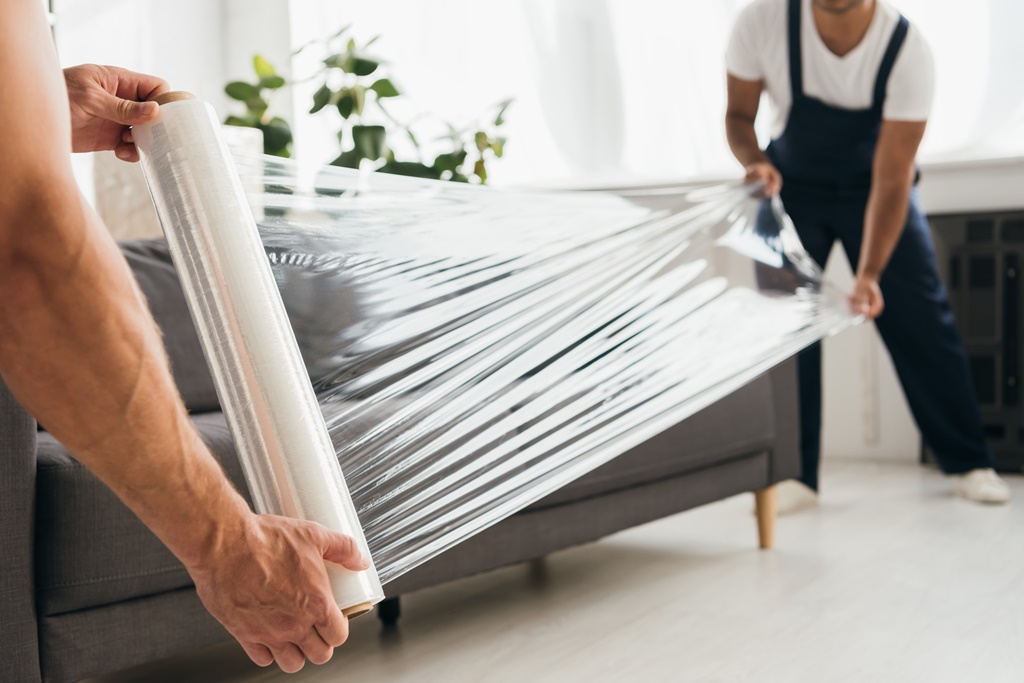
{"left": 0, "top": 0, "right": 365, "bottom": 673}
{"left": 725, "top": 74, "right": 781, "bottom": 195}
{"left": 850, "top": 119, "right": 927, "bottom": 317}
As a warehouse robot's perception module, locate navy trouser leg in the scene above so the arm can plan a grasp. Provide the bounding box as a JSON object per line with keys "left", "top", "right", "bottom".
{"left": 779, "top": 191, "right": 839, "bottom": 491}
{"left": 833, "top": 191, "right": 993, "bottom": 473}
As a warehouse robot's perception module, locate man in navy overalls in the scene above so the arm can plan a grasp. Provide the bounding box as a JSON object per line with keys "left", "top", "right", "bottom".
{"left": 725, "top": 0, "right": 1010, "bottom": 508}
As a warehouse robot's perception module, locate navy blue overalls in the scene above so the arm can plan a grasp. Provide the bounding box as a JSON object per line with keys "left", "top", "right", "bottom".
{"left": 767, "top": 0, "right": 993, "bottom": 490}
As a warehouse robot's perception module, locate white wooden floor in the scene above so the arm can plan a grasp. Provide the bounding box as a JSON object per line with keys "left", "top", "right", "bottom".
{"left": 91, "top": 461, "right": 1024, "bottom": 683}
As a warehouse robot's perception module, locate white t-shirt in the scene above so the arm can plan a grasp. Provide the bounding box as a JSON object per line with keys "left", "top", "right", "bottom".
{"left": 726, "top": 0, "right": 934, "bottom": 139}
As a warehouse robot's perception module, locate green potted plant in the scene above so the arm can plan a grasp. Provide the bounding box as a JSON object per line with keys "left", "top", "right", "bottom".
{"left": 223, "top": 55, "right": 294, "bottom": 158}
{"left": 223, "top": 26, "right": 510, "bottom": 184}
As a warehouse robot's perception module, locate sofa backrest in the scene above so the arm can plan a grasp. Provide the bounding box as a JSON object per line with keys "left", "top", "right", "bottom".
{"left": 121, "top": 240, "right": 220, "bottom": 414}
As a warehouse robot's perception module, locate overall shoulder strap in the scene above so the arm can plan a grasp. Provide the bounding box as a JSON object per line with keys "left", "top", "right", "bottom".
{"left": 873, "top": 14, "right": 910, "bottom": 110}
{"left": 787, "top": 0, "right": 804, "bottom": 98}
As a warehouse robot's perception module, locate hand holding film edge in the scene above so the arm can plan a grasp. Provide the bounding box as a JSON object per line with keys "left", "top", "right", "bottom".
{"left": 135, "top": 91, "right": 384, "bottom": 619}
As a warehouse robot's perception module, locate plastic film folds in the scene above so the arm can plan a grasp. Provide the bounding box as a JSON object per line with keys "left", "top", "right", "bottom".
{"left": 246, "top": 153, "right": 859, "bottom": 582}
{"left": 139, "top": 98, "right": 857, "bottom": 593}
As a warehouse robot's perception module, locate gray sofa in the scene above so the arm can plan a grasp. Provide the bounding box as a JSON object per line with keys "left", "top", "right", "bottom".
{"left": 0, "top": 240, "right": 800, "bottom": 683}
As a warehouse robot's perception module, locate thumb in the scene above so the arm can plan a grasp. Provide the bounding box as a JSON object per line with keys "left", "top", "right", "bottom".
{"left": 99, "top": 92, "right": 159, "bottom": 125}
{"left": 319, "top": 530, "right": 371, "bottom": 571}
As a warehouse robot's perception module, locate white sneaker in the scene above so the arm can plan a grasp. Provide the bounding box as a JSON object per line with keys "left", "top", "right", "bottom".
{"left": 774, "top": 479, "right": 819, "bottom": 515}
{"left": 955, "top": 468, "right": 1011, "bottom": 505}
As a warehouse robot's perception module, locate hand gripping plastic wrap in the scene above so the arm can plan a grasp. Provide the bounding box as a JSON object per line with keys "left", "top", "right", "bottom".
{"left": 136, "top": 96, "right": 858, "bottom": 607}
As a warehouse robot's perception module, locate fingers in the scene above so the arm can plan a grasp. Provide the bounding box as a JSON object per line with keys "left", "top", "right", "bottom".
{"left": 239, "top": 641, "right": 274, "bottom": 668}
{"left": 100, "top": 90, "right": 159, "bottom": 126}
{"left": 114, "top": 141, "right": 140, "bottom": 163}
{"left": 318, "top": 528, "right": 371, "bottom": 571}
{"left": 297, "top": 627, "right": 336, "bottom": 665}
{"left": 113, "top": 67, "right": 170, "bottom": 102}
{"left": 869, "top": 293, "right": 885, "bottom": 318}
{"left": 269, "top": 643, "right": 306, "bottom": 674}
{"left": 743, "top": 164, "right": 782, "bottom": 197}
{"left": 762, "top": 166, "right": 782, "bottom": 196}
{"left": 743, "top": 170, "right": 769, "bottom": 198}
{"left": 315, "top": 607, "right": 350, "bottom": 648}
{"left": 849, "top": 288, "right": 884, "bottom": 319}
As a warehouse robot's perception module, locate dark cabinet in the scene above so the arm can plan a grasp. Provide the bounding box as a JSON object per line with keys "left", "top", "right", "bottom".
{"left": 925, "top": 211, "right": 1024, "bottom": 471}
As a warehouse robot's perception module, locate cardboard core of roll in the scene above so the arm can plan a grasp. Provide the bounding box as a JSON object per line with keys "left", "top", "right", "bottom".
{"left": 152, "top": 91, "right": 198, "bottom": 106}
{"left": 342, "top": 602, "right": 374, "bottom": 620}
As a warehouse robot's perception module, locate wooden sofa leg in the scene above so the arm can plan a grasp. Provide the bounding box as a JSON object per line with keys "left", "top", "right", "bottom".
{"left": 754, "top": 485, "right": 777, "bottom": 550}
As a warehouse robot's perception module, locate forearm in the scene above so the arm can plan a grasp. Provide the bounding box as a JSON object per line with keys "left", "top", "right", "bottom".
{"left": 858, "top": 174, "right": 914, "bottom": 280}
{"left": 725, "top": 113, "right": 768, "bottom": 168}
{"left": 0, "top": 187, "right": 250, "bottom": 568}
{"left": 1, "top": 2, "right": 369, "bottom": 668}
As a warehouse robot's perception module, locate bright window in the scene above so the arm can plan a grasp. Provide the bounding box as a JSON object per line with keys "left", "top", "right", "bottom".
{"left": 285, "top": 0, "right": 1024, "bottom": 186}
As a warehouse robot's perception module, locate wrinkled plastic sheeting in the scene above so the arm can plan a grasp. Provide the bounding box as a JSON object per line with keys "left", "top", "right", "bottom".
{"left": 235, "top": 156, "right": 857, "bottom": 583}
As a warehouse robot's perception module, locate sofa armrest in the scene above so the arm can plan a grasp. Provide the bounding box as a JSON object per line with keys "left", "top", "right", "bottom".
{"left": 768, "top": 357, "right": 801, "bottom": 483}
{"left": 0, "top": 376, "right": 42, "bottom": 683}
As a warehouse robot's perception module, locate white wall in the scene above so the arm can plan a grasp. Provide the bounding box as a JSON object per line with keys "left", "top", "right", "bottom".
{"left": 53, "top": 0, "right": 230, "bottom": 113}
{"left": 52, "top": 0, "right": 287, "bottom": 235}
{"left": 53, "top": 0, "right": 228, "bottom": 207}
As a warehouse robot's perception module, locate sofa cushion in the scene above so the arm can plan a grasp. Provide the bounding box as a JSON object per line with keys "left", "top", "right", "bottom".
{"left": 526, "top": 372, "right": 776, "bottom": 509}
{"left": 34, "top": 373, "right": 775, "bottom": 616}
{"left": 34, "top": 414, "right": 243, "bottom": 617}
{"left": 120, "top": 240, "right": 219, "bottom": 413}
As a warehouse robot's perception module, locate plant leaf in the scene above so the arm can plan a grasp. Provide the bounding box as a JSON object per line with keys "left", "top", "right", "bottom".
{"left": 433, "top": 150, "right": 467, "bottom": 174}
{"left": 259, "top": 75, "right": 286, "bottom": 90}
{"left": 490, "top": 138, "right": 505, "bottom": 158}
{"left": 259, "top": 117, "right": 292, "bottom": 156}
{"left": 350, "top": 85, "right": 366, "bottom": 116}
{"left": 245, "top": 97, "right": 268, "bottom": 115}
{"left": 352, "top": 57, "right": 379, "bottom": 77}
{"left": 224, "top": 115, "right": 255, "bottom": 127}
{"left": 225, "top": 81, "right": 260, "bottom": 101}
{"left": 379, "top": 160, "right": 440, "bottom": 179}
{"left": 331, "top": 149, "right": 363, "bottom": 169}
{"left": 474, "top": 159, "right": 488, "bottom": 183}
{"left": 364, "top": 34, "right": 382, "bottom": 48}
{"left": 352, "top": 124, "right": 387, "bottom": 160}
{"left": 323, "top": 53, "right": 346, "bottom": 69}
{"left": 370, "top": 78, "right": 400, "bottom": 98}
{"left": 494, "top": 98, "right": 513, "bottom": 126}
{"left": 310, "top": 84, "right": 332, "bottom": 114}
{"left": 253, "top": 54, "right": 276, "bottom": 79}
{"left": 336, "top": 92, "right": 355, "bottom": 119}
{"left": 474, "top": 131, "right": 488, "bottom": 152}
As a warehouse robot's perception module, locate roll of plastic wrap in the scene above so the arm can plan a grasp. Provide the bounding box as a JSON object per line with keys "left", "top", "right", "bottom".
{"left": 134, "top": 93, "right": 384, "bottom": 617}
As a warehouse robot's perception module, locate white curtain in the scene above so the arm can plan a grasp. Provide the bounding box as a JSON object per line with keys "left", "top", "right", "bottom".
{"left": 286, "top": 0, "right": 1024, "bottom": 187}
{"left": 520, "top": 0, "right": 625, "bottom": 175}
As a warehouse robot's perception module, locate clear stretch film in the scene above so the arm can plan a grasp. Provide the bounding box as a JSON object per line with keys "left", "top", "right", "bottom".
{"left": 134, "top": 97, "right": 384, "bottom": 614}
{"left": 225, "top": 154, "right": 861, "bottom": 584}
